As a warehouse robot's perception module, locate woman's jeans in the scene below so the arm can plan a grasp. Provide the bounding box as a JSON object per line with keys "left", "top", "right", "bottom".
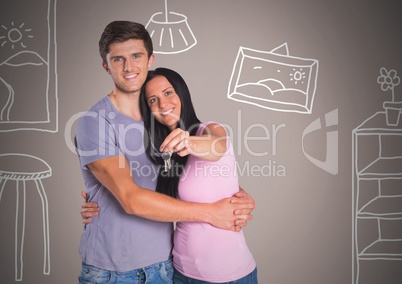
{"left": 173, "top": 267, "right": 258, "bottom": 284}
{"left": 78, "top": 257, "right": 173, "bottom": 284}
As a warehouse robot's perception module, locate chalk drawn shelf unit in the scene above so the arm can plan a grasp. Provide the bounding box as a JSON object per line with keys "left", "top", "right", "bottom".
{"left": 352, "top": 111, "right": 402, "bottom": 284}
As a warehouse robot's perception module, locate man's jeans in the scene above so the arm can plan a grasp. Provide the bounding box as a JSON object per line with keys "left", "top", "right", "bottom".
{"left": 173, "top": 267, "right": 258, "bottom": 284}
{"left": 78, "top": 257, "right": 173, "bottom": 284}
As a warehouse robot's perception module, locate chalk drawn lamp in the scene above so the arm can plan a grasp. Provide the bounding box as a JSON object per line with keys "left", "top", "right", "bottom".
{"left": 146, "top": 0, "right": 197, "bottom": 54}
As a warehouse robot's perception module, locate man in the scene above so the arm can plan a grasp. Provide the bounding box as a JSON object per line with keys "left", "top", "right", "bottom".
{"left": 75, "top": 21, "right": 255, "bottom": 284}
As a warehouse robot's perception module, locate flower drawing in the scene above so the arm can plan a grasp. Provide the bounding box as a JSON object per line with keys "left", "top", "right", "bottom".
{"left": 377, "top": 67, "right": 400, "bottom": 102}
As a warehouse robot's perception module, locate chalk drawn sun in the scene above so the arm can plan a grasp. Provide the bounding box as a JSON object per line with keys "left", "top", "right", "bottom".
{"left": 0, "top": 21, "right": 34, "bottom": 49}
{"left": 289, "top": 68, "right": 306, "bottom": 85}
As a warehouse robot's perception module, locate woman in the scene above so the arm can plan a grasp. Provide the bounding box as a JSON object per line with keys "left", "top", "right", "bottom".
{"left": 140, "top": 68, "right": 257, "bottom": 283}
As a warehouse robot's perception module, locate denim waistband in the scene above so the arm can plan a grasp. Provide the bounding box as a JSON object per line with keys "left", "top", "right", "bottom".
{"left": 82, "top": 256, "right": 173, "bottom": 274}
{"left": 79, "top": 257, "right": 173, "bottom": 284}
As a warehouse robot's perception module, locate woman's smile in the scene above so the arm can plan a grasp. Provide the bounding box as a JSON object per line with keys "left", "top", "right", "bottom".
{"left": 145, "top": 75, "right": 182, "bottom": 130}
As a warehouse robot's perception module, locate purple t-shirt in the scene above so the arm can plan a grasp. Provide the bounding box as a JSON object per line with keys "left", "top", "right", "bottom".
{"left": 75, "top": 96, "right": 173, "bottom": 271}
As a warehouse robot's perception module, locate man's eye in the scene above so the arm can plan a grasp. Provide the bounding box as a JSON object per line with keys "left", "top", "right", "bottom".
{"left": 113, "top": 57, "right": 122, "bottom": 62}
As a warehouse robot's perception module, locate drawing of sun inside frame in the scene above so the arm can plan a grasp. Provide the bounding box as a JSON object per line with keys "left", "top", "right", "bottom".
{"left": 0, "top": 0, "right": 57, "bottom": 132}
{"left": 227, "top": 45, "right": 319, "bottom": 114}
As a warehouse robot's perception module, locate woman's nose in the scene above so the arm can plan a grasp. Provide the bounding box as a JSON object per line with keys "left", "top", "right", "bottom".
{"left": 158, "top": 98, "right": 167, "bottom": 109}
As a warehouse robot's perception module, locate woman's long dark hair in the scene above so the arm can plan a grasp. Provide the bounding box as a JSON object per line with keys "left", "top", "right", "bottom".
{"left": 140, "top": 68, "right": 201, "bottom": 198}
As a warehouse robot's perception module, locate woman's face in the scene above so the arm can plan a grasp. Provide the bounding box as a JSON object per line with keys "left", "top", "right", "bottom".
{"left": 145, "top": 75, "right": 182, "bottom": 131}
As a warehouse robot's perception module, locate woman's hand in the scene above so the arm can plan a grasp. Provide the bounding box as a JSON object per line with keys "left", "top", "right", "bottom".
{"left": 161, "top": 123, "right": 228, "bottom": 161}
{"left": 80, "top": 191, "right": 99, "bottom": 224}
{"left": 160, "top": 128, "right": 192, "bottom": 157}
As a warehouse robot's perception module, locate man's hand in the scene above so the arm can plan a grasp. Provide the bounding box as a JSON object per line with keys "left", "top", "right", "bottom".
{"left": 80, "top": 191, "right": 99, "bottom": 224}
{"left": 208, "top": 193, "right": 255, "bottom": 232}
{"left": 231, "top": 188, "right": 256, "bottom": 229}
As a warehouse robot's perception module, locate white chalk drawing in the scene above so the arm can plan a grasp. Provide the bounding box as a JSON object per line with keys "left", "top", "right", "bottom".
{"left": 0, "top": 0, "right": 58, "bottom": 132}
{"left": 378, "top": 67, "right": 402, "bottom": 127}
{"left": 0, "top": 76, "right": 13, "bottom": 121}
{"left": 352, "top": 68, "right": 402, "bottom": 284}
{"left": 227, "top": 43, "right": 319, "bottom": 114}
{"left": 0, "top": 153, "right": 51, "bottom": 281}
{"left": 146, "top": 0, "right": 197, "bottom": 54}
{"left": 302, "top": 109, "right": 338, "bottom": 175}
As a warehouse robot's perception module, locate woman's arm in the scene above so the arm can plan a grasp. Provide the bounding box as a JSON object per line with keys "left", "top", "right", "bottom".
{"left": 161, "top": 123, "right": 228, "bottom": 162}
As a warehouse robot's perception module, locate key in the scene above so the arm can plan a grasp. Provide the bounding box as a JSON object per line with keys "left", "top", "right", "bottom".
{"left": 161, "top": 151, "right": 172, "bottom": 172}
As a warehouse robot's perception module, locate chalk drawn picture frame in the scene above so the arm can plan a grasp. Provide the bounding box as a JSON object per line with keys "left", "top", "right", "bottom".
{"left": 0, "top": 0, "right": 58, "bottom": 133}
{"left": 227, "top": 43, "right": 319, "bottom": 114}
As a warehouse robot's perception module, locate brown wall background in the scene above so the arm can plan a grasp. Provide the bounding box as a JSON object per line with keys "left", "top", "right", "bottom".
{"left": 1, "top": 0, "right": 402, "bottom": 283}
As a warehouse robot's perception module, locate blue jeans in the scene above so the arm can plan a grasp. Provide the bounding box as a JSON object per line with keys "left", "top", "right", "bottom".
{"left": 173, "top": 267, "right": 258, "bottom": 284}
{"left": 78, "top": 258, "right": 173, "bottom": 284}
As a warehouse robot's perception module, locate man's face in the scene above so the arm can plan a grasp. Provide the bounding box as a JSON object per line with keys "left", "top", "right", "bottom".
{"left": 103, "top": 39, "right": 154, "bottom": 95}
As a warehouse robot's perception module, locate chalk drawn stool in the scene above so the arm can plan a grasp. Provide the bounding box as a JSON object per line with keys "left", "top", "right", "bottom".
{"left": 0, "top": 153, "right": 51, "bottom": 281}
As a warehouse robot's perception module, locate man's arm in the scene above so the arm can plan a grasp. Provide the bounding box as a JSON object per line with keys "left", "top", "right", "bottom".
{"left": 80, "top": 186, "right": 255, "bottom": 227}
{"left": 86, "top": 155, "right": 254, "bottom": 231}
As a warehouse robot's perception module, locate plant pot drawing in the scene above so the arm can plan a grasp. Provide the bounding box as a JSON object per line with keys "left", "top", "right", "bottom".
{"left": 383, "top": 101, "right": 402, "bottom": 126}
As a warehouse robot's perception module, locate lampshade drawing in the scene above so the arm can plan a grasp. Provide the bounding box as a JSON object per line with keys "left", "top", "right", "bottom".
{"left": 146, "top": 0, "right": 197, "bottom": 54}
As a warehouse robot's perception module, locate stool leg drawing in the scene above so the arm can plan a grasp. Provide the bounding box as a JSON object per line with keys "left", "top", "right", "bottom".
{"left": 15, "top": 180, "right": 26, "bottom": 281}
{"left": 0, "top": 177, "right": 6, "bottom": 201}
{"left": 0, "top": 177, "right": 50, "bottom": 281}
{"left": 0, "top": 178, "right": 26, "bottom": 281}
{"left": 35, "top": 178, "right": 50, "bottom": 275}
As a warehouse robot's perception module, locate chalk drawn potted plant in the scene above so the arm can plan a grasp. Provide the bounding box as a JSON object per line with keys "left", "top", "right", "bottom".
{"left": 377, "top": 67, "right": 401, "bottom": 126}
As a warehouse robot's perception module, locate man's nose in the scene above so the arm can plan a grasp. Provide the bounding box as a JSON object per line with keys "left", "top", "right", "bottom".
{"left": 123, "top": 58, "right": 134, "bottom": 72}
